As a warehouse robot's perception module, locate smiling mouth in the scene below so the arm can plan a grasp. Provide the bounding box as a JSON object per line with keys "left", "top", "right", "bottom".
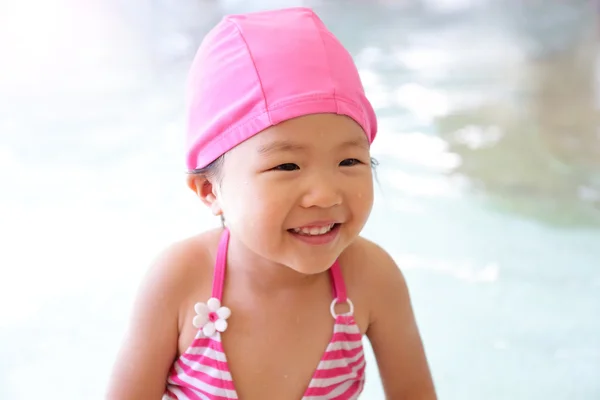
{"left": 289, "top": 223, "right": 340, "bottom": 236}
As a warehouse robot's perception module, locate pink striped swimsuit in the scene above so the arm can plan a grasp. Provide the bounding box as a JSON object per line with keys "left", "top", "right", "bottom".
{"left": 163, "top": 229, "right": 366, "bottom": 400}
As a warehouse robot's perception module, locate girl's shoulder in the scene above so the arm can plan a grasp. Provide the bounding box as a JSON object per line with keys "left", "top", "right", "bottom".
{"left": 338, "top": 238, "right": 437, "bottom": 399}
{"left": 157, "top": 228, "right": 222, "bottom": 271}
{"left": 339, "top": 235, "right": 401, "bottom": 280}
{"left": 106, "top": 229, "right": 223, "bottom": 398}
{"left": 338, "top": 236, "right": 407, "bottom": 311}
{"left": 139, "top": 228, "right": 223, "bottom": 309}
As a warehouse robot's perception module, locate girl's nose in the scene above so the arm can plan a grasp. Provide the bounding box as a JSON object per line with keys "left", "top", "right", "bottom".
{"left": 299, "top": 173, "right": 343, "bottom": 209}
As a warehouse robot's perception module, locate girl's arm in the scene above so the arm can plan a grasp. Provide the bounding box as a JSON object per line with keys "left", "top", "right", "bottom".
{"left": 106, "top": 249, "right": 188, "bottom": 399}
{"left": 365, "top": 243, "right": 437, "bottom": 400}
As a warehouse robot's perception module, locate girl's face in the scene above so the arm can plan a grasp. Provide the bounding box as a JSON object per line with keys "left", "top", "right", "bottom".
{"left": 211, "top": 113, "right": 374, "bottom": 274}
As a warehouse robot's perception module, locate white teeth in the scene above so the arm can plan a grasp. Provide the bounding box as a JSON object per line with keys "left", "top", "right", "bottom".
{"left": 292, "top": 224, "right": 335, "bottom": 236}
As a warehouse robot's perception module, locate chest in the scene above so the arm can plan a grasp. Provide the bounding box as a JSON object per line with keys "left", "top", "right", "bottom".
{"left": 225, "top": 299, "right": 339, "bottom": 399}
{"left": 177, "top": 293, "right": 367, "bottom": 400}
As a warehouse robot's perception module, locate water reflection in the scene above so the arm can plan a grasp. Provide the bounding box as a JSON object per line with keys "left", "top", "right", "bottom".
{"left": 434, "top": 13, "right": 600, "bottom": 227}
{"left": 349, "top": 0, "right": 600, "bottom": 227}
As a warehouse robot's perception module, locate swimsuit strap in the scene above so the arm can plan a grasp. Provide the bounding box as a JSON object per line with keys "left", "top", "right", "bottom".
{"left": 329, "top": 260, "right": 347, "bottom": 302}
{"left": 211, "top": 228, "right": 230, "bottom": 301}
{"left": 329, "top": 260, "right": 354, "bottom": 318}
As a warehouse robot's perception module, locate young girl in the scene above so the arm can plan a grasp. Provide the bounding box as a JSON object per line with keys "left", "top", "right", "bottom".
{"left": 107, "top": 7, "right": 436, "bottom": 400}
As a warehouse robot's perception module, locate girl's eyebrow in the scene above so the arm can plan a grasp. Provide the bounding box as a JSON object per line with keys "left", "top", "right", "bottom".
{"left": 340, "top": 137, "right": 369, "bottom": 150}
{"left": 257, "top": 136, "right": 369, "bottom": 155}
{"left": 257, "top": 140, "right": 307, "bottom": 155}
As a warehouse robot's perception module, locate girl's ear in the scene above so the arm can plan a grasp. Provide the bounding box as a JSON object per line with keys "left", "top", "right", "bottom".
{"left": 187, "top": 175, "right": 223, "bottom": 216}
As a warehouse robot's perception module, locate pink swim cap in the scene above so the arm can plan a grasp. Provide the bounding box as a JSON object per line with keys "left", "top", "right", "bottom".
{"left": 185, "top": 7, "right": 378, "bottom": 170}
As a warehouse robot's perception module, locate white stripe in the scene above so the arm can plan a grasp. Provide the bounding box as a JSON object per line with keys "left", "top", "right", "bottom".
{"left": 172, "top": 362, "right": 238, "bottom": 398}
{"left": 320, "top": 379, "right": 355, "bottom": 398}
{"left": 317, "top": 350, "right": 364, "bottom": 370}
{"left": 334, "top": 377, "right": 364, "bottom": 400}
{"left": 333, "top": 323, "right": 361, "bottom": 334}
{"left": 347, "top": 386, "right": 362, "bottom": 400}
{"left": 179, "top": 354, "right": 234, "bottom": 380}
{"left": 165, "top": 386, "right": 189, "bottom": 400}
{"left": 186, "top": 346, "right": 228, "bottom": 363}
{"left": 354, "top": 377, "right": 367, "bottom": 400}
{"left": 168, "top": 385, "right": 212, "bottom": 400}
{"left": 303, "top": 379, "right": 356, "bottom": 400}
{"left": 192, "top": 331, "right": 222, "bottom": 342}
{"left": 326, "top": 339, "right": 363, "bottom": 351}
{"left": 309, "top": 358, "right": 366, "bottom": 388}
{"left": 163, "top": 387, "right": 187, "bottom": 400}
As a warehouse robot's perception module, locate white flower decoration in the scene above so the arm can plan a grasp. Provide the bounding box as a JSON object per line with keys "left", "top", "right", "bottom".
{"left": 193, "top": 297, "right": 231, "bottom": 337}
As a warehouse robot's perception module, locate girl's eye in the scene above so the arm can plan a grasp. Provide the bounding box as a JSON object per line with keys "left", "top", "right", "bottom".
{"left": 273, "top": 163, "right": 300, "bottom": 171}
{"left": 340, "top": 158, "right": 362, "bottom": 167}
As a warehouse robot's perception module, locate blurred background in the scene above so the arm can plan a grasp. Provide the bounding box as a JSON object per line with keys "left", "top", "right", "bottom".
{"left": 1, "top": 0, "right": 599, "bottom": 398}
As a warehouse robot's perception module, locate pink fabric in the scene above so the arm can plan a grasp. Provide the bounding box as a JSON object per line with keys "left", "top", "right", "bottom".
{"left": 211, "top": 229, "right": 230, "bottom": 301}
{"left": 163, "top": 228, "right": 366, "bottom": 399}
{"left": 185, "top": 7, "right": 377, "bottom": 170}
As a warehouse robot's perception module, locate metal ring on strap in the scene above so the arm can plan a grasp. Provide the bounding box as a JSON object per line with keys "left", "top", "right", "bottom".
{"left": 329, "top": 298, "right": 354, "bottom": 319}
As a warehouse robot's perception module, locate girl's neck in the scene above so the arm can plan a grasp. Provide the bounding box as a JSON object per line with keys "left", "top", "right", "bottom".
{"left": 224, "top": 232, "right": 323, "bottom": 295}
